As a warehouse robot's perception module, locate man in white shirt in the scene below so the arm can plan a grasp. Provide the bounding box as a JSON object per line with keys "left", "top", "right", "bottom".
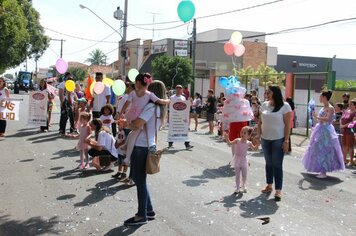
{"left": 168, "top": 84, "right": 193, "bottom": 150}
{"left": 90, "top": 72, "right": 111, "bottom": 119}
{"left": 58, "top": 72, "right": 77, "bottom": 135}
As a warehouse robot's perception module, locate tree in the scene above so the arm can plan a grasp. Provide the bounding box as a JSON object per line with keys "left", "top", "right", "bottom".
{"left": 68, "top": 67, "right": 88, "bottom": 82}
{"left": 0, "top": 0, "right": 49, "bottom": 73}
{"left": 151, "top": 55, "right": 192, "bottom": 88}
{"left": 85, "top": 49, "right": 107, "bottom": 65}
{"left": 255, "top": 64, "right": 285, "bottom": 89}
{"left": 236, "top": 66, "right": 255, "bottom": 89}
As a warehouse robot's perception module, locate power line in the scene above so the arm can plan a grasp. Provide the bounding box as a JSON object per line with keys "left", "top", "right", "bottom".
{"left": 129, "top": 0, "right": 284, "bottom": 26}
{"left": 65, "top": 31, "right": 118, "bottom": 55}
{"left": 45, "top": 27, "right": 118, "bottom": 43}
{"left": 128, "top": 22, "right": 188, "bottom": 31}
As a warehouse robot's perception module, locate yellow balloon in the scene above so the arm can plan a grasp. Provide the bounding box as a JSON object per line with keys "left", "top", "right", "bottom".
{"left": 103, "top": 77, "right": 114, "bottom": 86}
{"left": 230, "top": 31, "right": 243, "bottom": 45}
{"left": 90, "top": 81, "right": 96, "bottom": 95}
{"left": 65, "top": 80, "right": 75, "bottom": 92}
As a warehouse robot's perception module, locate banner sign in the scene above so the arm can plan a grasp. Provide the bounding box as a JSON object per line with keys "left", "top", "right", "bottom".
{"left": 0, "top": 99, "right": 20, "bottom": 121}
{"left": 168, "top": 100, "right": 190, "bottom": 142}
{"left": 28, "top": 91, "right": 48, "bottom": 126}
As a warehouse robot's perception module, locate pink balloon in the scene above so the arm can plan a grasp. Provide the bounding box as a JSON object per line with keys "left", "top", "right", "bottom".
{"left": 94, "top": 82, "right": 105, "bottom": 94}
{"left": 224, "top": 42, "right": 235, "bottom": 56}
{"left": 234, "top": 44, "right": 246, "bottom": 57}
{"left": 55, "top": 58, "right": 68, "bottom": 74}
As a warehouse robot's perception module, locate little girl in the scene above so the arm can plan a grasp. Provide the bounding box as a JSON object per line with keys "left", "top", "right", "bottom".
{"left": 112, "top": 119, "right": 128, "bottom": 180}
{"left": 100, "top": 104, "right": 115, "bottom": 130}
{"left": 225, "top": 126, "right": 258, "bottom": 194}
{"left": 76, "top": 112, "right": 92, "bottom": 170}
{"left": 119, "top": 73, "right": 170, "bottom": 163}
{"left": 75, "top": 98, "right": 88, "bottom": 129}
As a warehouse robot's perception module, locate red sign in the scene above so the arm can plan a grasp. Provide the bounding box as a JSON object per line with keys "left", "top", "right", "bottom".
{"left": 32, "top": 92, "right": 45, "bottom": 100}
{"left": 173, "top": 102, "right": 187, "bottom": 111}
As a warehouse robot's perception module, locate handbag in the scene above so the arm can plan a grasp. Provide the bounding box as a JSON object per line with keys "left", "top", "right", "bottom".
{"left": 145, "top": 106, "right": 165, "bottom": 174}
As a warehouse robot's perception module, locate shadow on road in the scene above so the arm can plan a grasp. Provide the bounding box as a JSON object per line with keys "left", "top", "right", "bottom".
{"left": 205, "top": 193, "right": 243, "bottom": 208}
{"left": 5, "top": 130, "right": 40, "bottom": 138}
{"left": 182, "top": 164, "right": 235, "bottom": 187}
{"left": 0, "top": 215, "right": 61, "bottom": 236}
{"left": 239, "top": 193, "right": 278, "bottom": 218}
{"left": 48, "top": 167, "right": 113, "bottom": 180}
{"left": 51, "top": 148, "right": 79, "bottom": 160}
{"left": 104, "top": 225, "right": 143, "bottom": 236}
{"left": 74, "top": 179, "right": 132, "bottom": 207}
{"left": 56, "top": 194, "right": 76, "bottom": 200}
{"left": 298, "top": 172, "right": 343, "bottom": 191}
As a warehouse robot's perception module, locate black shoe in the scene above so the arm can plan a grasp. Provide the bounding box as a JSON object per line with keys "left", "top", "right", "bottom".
{"left": 185, "top": 145, "right": 194, "bottom": 150}
{"left": 124, "top": 217, "right": 147, "bottom": 226}
{"left": 111, "top": 172, "right": 122, "bottom": 179}
{"left": 118, "top": 173, "right": 127, "bottom": 180}
{"left": 135, "top": 211, "right": 156, "bottom": 221}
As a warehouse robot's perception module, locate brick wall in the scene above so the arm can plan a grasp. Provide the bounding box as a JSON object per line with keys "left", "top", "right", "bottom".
{"left": 242, "top": 41, "right": 267, "bottom": 70}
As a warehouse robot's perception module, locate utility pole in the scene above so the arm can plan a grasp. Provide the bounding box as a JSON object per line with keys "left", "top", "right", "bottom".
{"left": 120, "top": 0, "right": 128, "bottom": 78}
{"left": 51, "top": 38, "right": 65, "bottom": 58}
{"left": 191, "top": 18, "right": 197, "bottom": 95}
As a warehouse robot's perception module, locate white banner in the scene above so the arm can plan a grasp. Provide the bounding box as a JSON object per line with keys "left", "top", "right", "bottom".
{"left": 0, "top": 99, "right": 20, "bottom": 121}
{"left": 28, "top": 91, "right": 48, "bottom": 126}
{"left": 168, "top": 100, "right": 190, "bottom": 142}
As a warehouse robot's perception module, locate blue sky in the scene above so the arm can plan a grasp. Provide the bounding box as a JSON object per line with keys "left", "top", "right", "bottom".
{"left": 6, "top": 0, "right": 356, "bottom": 73}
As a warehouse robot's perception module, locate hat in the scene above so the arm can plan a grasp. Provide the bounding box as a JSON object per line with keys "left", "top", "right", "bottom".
{"left": 175, "top": 85, "right": 183, "bottom": 89}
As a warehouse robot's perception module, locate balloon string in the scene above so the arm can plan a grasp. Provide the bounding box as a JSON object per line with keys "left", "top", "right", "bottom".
{"left": 231, "top": 56, "right": 238, "bottom": 76}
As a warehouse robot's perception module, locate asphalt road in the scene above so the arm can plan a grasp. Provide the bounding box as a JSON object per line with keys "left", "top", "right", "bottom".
{"left": 1, "top": 94, "right": 356, "bottom": 236}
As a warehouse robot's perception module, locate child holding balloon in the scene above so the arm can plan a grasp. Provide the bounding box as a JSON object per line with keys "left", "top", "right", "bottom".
{"left": 119, "top": 73, "right": 170, "bottom": 164}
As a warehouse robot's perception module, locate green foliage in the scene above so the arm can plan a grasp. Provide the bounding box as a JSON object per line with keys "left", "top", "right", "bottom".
{"left": 85, "top": 49, "right": 107, "bottom": 65}
{"left": 335, "top": 80, "right": 356, "bottom": 91}
{"left": 236, "top": 66, "right": 254, "bottom": 85}
{"left": 151, "top": 55, "right": 192, "bottom": 88}
{"left": 255, "top": 64, "right": 285, "bottom": 88}
{"left": 68, "top": 67, "right": 88, "bottom": 82}
{"left": 0, "top": 0, "right": 49, "bottom": 73}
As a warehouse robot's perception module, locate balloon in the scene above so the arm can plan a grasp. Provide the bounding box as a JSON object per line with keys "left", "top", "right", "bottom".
{"left": 93, "top": 82, "right": 105, "bottom": 94}
{"left": 234, "top": 44, "right": 245, "bottom": 57}
{"left": 56, "top": 58, "right": 68, "bottom": 74}
{"left": 128, "top": 68, "right": 139, "bottom": 82}
{"left": 90, "top": 81, "right": 96, "bottom": 95}
{"left": 224, "top": 42, "right": 235, "bottom": 56}
{"left": 103, "top": 78, "right": 114, "bottom": 86}
{"left": 65, "top": 80, "right": 75, "bottom": 92}
{"left": 112, "top": 80, "right": 126, "bottom": 96}
{"left": 219, "top": 77, "right": 230, "bottom": 88}
{"left": 177, "top": 0, "right": 195, "bottom": 23}
{"left": 230, "top": 31, "right": 243, "bottom": 45}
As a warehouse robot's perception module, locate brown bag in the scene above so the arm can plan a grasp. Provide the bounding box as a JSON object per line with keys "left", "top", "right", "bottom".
{"left": 144, "top": 107, "right": 165, "bottom": 174}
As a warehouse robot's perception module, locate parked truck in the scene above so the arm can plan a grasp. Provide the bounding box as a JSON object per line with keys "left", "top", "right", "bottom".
{"left": 14, "top": 71, "right": 33, "bottom": 94}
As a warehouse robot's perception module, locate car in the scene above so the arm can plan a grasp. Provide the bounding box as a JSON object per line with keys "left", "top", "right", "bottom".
{"left": 5, "top": 79, "right": 14, "bottom": 90}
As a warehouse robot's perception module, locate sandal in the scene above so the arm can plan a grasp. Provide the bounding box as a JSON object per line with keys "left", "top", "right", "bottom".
{"left": 274, "top": 193, "right": 282, "bottom": 201}
{"left": 261, "top": 185, "right": 273, "bottom": 193}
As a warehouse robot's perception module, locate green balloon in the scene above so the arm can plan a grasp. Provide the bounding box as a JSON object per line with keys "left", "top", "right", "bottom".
{"left": 177, "top": 0, "right": 195, "bottom": 23}
{"left": 112, "top": 80, "right": 126, "bottom": 96}
{"left": 128, "top": 68, "right": 139, "bottom": 82}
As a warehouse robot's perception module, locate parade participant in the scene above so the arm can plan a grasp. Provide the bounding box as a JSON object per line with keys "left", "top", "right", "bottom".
{"left": 119, "top": 73, "right": 170, "bottom": 164}
{"left": 340, "top": 99, "right": 356, "bottom": 165}
{"left": 0, "top": 77, "right": 10, "bottom": 137}
{"left": 333, "top": 103, "right": 344, "bottom": 144}
{"left": 90, "top": 72, "right": 111, "bottom": 119}
{"left": 342, "top": 93, "right": 350, "bottom": 110}
{"left": 205, "top": 89, "right": 217, "bottom": 135}
{"left": 74, "top": 82, "right": 84, "bottom": 99}
{"left": 225, "top": 126, "right": 258, "bottom": 194}
{"left": 38, "top": 78, "right": 53, "bottom": 132}
{"left": 75, "top": 98, "right": 88, "bottom": 129}
{"left": 112, "top": 121, "right": 128, "bottom": 180}
{"left": 217, "top": 92, "right": 225, "bottom": 105}
{"left": 168, "top": 84, "right": 193, "bottom": 149}
{"left": 100, "top": 104, "right": 115, "bottom": 129}
{"left": 123, "top": 80, "right": 166, "bottom": 226}
{"left": 76, "top": 112, "right": 92, "bottom": 170}
{"left": 58, "top": 72, "right": 78, "bottom": 135}
{"left": 182, "top": 86, "right": 190, "bottom": 100}
{"left": 257, "top": 85, "right": 292, "bottom": 201}
{"left": 86, "top": 119, "right": 117, "bottom": 171}
{"left": 302, "top": 91, "right": 345, "bottom": 178}
{"left": 190, "top": 92, "right": 202, "bottom": 132}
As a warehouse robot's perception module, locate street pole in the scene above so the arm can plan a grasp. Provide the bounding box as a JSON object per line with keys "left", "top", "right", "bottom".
{"left": 120, "top": 0, "right": 128, "bottom": 78}
{"left": 191, "top": 18, "right": 197, "bottom": 95}
{"left": 51, "top": 39, "right": 65, "bottom": 58}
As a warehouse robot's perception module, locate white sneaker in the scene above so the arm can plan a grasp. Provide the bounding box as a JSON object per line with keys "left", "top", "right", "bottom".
{"left": 316, "top": 173, "right": 327, "bottom": 178}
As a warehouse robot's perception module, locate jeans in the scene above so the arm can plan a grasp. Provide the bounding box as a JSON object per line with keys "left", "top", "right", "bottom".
{"left": 59, "top": 100, "right": 75, "bottom": 133}
{"left": 0, "top": 120, "right": 6, "bottom": 133}
{"left": 261, "top": 138, "right": 285, "bottom": 190}
{"left": 131, "top": 146, "right": 153, "bottom": 219}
